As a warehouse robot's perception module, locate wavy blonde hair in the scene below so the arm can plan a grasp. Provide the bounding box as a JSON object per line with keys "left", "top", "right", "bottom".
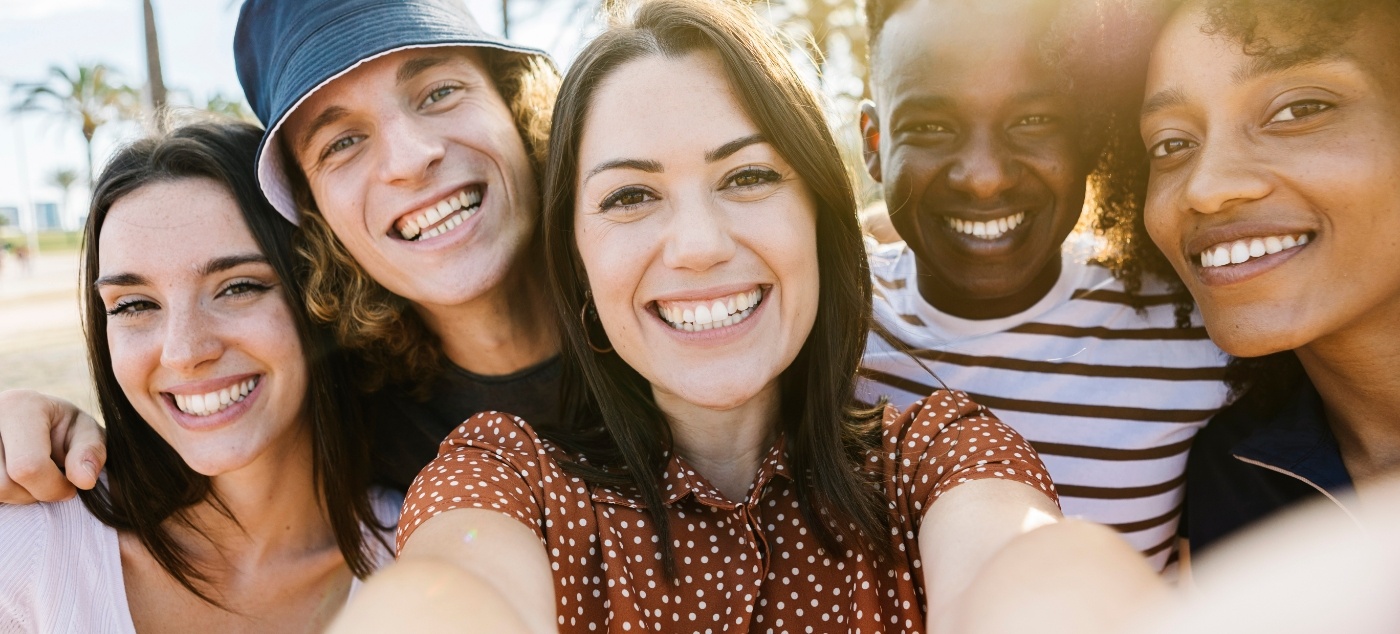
{"left": 286, "top": 49, "right": 560, "bottom": 396}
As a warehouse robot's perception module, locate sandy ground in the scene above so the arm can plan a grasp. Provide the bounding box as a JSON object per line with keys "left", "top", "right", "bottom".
{"left": 0, "top": 249, "right": 99, "bottom": 416}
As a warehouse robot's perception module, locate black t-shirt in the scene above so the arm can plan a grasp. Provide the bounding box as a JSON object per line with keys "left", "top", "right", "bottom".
{"left": 368, "top": 355, "right": 563, "bottom": 491}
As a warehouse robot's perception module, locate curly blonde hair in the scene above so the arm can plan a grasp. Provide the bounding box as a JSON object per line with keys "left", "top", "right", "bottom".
{"left": 286, "top": 49, "right": 560, "bottom": 396}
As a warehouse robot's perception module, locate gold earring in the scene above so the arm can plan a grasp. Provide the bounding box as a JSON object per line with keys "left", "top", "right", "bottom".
{"left": 580, "top": 291, "right": 613, "bottom": 354}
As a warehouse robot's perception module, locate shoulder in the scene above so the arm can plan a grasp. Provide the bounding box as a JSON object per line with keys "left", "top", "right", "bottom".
{"left": 0, "top": 497, "right": 116, "bottom": 624}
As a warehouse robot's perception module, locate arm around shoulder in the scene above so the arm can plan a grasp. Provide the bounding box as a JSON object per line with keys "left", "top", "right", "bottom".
{"left": 0, "top": 389, "right": 106, "bottom": 503}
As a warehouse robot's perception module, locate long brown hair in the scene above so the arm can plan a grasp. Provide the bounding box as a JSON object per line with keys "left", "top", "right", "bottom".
{"left": 78, "top": 118, "right": 386, "bottom": 606}
{"left": 540, "top": 0, "right": 890, "bottom": 578}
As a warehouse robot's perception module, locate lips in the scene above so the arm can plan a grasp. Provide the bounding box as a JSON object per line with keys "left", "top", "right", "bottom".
{"left": 168, "top": 376, "right": 259, "bottom": 417}
{"left": 393, "top": 185, "right": 484, "bottom": 241}
{"left": 1196, "top": 232, "right": 1311, "bottom": 268}
{"left": 944, "top": 211, "right": 1027, "bottom": 240}
{"left": 653, "top": 287, "right": 765, "bottom": 332}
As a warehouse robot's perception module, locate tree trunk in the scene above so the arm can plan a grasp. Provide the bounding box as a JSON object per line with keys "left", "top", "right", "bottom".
{"left": 143, "top": 0, "right": 167, "bottom": 124}
{"left": 85, "top": 138, "right": 95, "bottom": 192}
{"left": 501, "top": 0, "right": 510, "bottom": 37}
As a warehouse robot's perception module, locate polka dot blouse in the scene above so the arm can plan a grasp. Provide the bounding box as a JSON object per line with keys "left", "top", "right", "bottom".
{"left": 399, "top": 390, "right": 1056, "bottom": 633}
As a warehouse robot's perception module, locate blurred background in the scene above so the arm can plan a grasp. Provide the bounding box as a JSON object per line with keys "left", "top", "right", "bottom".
{"left": 0, "top": 0, "right": 878, "bottom": 416}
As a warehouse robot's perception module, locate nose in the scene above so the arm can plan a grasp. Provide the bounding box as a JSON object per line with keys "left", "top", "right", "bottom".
{"left": 1180, "top": 138, "right": 1271, "bottom": 215}
{"left": 661, "top": 193, "right": 737, "bottom": 272}
{"left": 159, "top": 301, "right": 223, "bottom": 373}
{"left": 375, "top": 111, "right": 446, "bottom": 185}
{"left": 946, "top": 129, "right": 1020, "bottom": 200}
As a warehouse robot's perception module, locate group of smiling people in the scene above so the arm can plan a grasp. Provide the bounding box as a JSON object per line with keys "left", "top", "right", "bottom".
{"left": 0, "top": 0, "right": 1398, "bottom": 631}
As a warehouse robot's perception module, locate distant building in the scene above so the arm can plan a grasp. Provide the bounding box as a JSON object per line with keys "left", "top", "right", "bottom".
{"left": 35, "top": 202, "right": 59, "bottom": 230}
{"left": 0, "top": 206, "right": 17, "bottom": 228}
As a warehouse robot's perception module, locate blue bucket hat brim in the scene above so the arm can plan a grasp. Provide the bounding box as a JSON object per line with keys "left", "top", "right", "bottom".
{"left": 236, "top": 0, "right": 554, "bottom": 224}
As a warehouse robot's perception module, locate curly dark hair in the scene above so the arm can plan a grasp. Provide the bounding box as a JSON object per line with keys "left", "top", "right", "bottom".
{"left": 866, "top": 0, "right": 1184, "bottom": 317}
{"left": 1100, "top": 0, "right": 1400, "bottom": 401}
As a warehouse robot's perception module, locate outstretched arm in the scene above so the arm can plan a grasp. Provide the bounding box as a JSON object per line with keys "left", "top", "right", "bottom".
{"left": 0, "top": 390, "right": 106, "bottom": 504}
{"left": 921, "top": 479, "right": 1166, "bottom": 634}
{"left": 331, "top": 508, "right": 557, "bottom": 633}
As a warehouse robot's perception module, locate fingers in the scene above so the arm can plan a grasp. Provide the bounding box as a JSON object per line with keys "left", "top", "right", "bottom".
{"left": 60, "top": 410, "right": 106, "bottom": 491}
{"left": 0, "top": 435, "right": 41, "bottom": 505}
{"left": 0, "top": 409, "right": 77, "bottom": 502}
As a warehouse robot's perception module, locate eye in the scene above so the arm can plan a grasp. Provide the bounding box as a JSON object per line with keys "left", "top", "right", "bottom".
{"left": 321, "top": 135, "right": 363, "bottom": 160}
{"left": 420, "top": 83, "right": 460, "bottom": 109}
{"left": 219, "top": 280, "right": 273, "bottom": 299}
{"left": 599, "top": 187, "right": 656, "bottom": 211}
{"left": 106, "top": 298, "right": 157, "bottom": 317}
{"left": 1015, "top": 114, "right": 1055, "bottom": 126}
{"left": 726, "top": 167, "right": 781, "bottom": 189}
{"left": 1268, "top": 99, "right": 1332, "bottom": 124}
{"left": 1148, "top": 137, "right": 1197, "bottom": 159}
{"left": 908, "top": 122, "right": 951, "bottom": 134}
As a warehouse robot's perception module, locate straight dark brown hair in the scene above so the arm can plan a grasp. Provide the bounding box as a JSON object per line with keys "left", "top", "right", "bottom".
{"left": 540, "top": 0, "right": 890, "bottom": 578}
{"left": 78, "top": 118, "right": 387, "bottom": 606}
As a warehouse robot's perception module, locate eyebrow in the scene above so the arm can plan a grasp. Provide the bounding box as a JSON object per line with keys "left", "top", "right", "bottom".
{"left": 583, "top": 134, "right": 770, "bottom": 184}
{"left": 704, "top": 133, "right": 766, "bottom": 163}
{"left": 93, "top": 254, "right": 269, "bottom": 290}
{"left": 1231, "top": 53, "right": 1341, "bottom": 86}
{"left": 1140, "top": 87, "right": 1187, "bottom": 119}
{"left": 397, "top": 56, "right": 451, "bottom": 85}
{"left": 295, "top": 105, "right": 350, "bottom": 155}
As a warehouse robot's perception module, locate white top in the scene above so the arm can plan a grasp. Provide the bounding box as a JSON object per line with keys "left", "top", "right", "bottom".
{"left": 859, "top": 244, "right": 1231, "bottom": 571}
{"left": 0, "top": 488, "right": 402, "bottom": 633}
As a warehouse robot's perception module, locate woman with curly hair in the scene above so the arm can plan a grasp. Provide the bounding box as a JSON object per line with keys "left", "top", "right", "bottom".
{"left": 1133, "top": 0, "right": 1400, "bottom": 552}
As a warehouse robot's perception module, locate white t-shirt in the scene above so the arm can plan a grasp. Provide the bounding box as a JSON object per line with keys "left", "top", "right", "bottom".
{"left": 859, "top": 244, "right": 1231, "bottom": 571}
{"left": 0, "top": 488, "right": 402, "bottom": 633}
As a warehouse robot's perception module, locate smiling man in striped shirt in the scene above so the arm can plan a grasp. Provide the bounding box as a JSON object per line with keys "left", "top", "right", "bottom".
{"left": 857, "top": 0, "right": 1230, "bottom": 572}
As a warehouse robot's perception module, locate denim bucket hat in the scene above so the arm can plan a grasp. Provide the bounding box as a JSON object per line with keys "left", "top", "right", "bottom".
{"left": 235, "top": 0, "right": 553, "bottom": 224}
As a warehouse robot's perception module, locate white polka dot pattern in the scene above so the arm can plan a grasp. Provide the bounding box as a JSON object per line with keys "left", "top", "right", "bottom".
{"left": 398, "top": 390, "right": 1056, "bottom": 632}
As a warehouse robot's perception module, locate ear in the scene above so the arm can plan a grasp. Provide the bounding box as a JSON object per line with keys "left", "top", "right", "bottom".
{"left": 859, "top": 100, "right": 883, "bottom": 183}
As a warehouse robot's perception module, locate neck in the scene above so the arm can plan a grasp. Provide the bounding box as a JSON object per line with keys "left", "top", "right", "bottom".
{"left": 657, "top": 382, "right": 782, "bottom": 502}
{"left": 917, "top": 252, "right": 1063, "bottom": 320}
{"left": 1296, "top": 298, "right": 1400, "bottom": 485}
{"left": 176, "top": 424, "right": 333, "bottom": 568}
{"left": 414, "top": 255, "right": 560, "bottom": 376}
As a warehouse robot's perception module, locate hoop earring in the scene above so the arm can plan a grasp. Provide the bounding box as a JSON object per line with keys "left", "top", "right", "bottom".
{"left": 580, "top": 291, "right": 614, "bottom": 354}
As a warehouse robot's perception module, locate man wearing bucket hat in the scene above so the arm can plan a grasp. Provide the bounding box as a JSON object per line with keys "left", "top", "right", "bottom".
{"left": 0, "top": 0, "right": 565, "bottom": 501}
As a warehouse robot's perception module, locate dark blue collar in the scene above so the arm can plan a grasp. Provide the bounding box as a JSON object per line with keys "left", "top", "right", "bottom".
{"left": 1231, "top": 378, "right": 1353, "bottom": 494}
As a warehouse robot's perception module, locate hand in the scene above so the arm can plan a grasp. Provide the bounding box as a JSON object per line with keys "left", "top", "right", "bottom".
{"left": 0, "top": 389, "right": 106, "bottom": 504}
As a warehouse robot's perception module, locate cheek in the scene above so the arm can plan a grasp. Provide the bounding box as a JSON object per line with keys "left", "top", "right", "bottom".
{"left": 575, "top": 220, "right": 650, "bottom": 336}
{"left": 107, "top": 327, "right": 162, "bottom": 414}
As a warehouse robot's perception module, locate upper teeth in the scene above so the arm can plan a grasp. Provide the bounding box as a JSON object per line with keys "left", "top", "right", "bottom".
{"left": 1199, "top": 233, "right": 1309, "bottom": 268}
{"left": 173, "top": 378, "right": 257, "bottom": 417}
{"left": 657, "top": 288, "right": 764, "bottom": 332}
{"left": 947, "top": 212, "right": 1025, "bottom": 239}
{"left": 397, "top": 188, "right": 483, "bottom": 240}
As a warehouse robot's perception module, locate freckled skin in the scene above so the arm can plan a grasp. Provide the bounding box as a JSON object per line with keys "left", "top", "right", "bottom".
{"left": 863, "top": 0, "right": 1088, "bottom": 319}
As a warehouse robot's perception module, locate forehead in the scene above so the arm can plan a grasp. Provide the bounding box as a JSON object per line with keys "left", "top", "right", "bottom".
{"left": 284, "top": 47, "right": 490, "bottom": 130}
{"left": 581, "top": 52, "right": 758, "bottom": 160}
{"left": 99, "top": 179, "right": 258, "bottom": 276}
{"left": 872, "top": 0, "right": 1059, "bottom": 101}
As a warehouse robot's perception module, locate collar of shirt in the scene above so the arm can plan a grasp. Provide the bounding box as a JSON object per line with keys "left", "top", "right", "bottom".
{"left": 589, "top": 437, "right": 793, "bottom": 510}
{"left": 1232, "top": 377, "right": 1352, "bottom": 494}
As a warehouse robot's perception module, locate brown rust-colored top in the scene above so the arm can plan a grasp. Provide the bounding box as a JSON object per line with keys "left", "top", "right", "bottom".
{"left": 398, "top": 390, "right": 1057, "bottom": 633}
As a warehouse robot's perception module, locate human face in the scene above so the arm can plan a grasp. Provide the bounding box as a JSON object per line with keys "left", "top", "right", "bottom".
{"left": 96, "top": 180, "right": 308, "bottom": 476}
{"left": 285, "top": 48, "right": 539, "bottom": 308}
{"left": 574, "top": 51, "right": 820, "bottom": 412}
{"left": 1140, "top": 5, "right": 1400, "bottom": 358}
{"left": 864, "top": 0, "right": 1086, "bottom": 317}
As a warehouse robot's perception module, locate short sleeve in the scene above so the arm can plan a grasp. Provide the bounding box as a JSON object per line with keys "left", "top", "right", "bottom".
{"left": 396, "top": 412, "right": 561, "bottom": 553}
{"left": 882, "top": 390, "right": 1058, "bottom": 524}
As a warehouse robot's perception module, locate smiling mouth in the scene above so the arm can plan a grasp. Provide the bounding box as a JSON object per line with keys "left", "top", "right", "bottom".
{"left": 169, "top": 377, "right": 259, "bottom": 417}
{"left": 653, "top": 287, "right": 766, "bottom": 332}
{"left": 945, "top": 211, "right": 1027, "bottom": 240}
{"left": 1197, "top": 232, "right": 1312, "bottom": 268}
{"left": 394, "top": 185, "right": 484, "bottom": 241}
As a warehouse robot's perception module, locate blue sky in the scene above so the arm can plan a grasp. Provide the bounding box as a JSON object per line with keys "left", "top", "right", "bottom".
{"left": 0, "top": 0, "right": 597, "bottom": 230}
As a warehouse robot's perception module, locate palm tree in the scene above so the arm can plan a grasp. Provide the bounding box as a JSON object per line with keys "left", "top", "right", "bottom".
{"left": 49, "top": 168, "right": 82, "bottom": 228}
{"left": 203, "top": 92, "right": 256, "bottom": 122}
{"left": 144, "top": 0, "right": 168, "bottom": 117}
{"left": 13, "top": 63, "right": 139, "bottom": 190}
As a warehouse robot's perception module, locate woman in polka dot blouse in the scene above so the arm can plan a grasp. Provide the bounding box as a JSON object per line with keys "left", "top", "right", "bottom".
{"left": 334, "top": 1, "right": 1163, "bottom": 632}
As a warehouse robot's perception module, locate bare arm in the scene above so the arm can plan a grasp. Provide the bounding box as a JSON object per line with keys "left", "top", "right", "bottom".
{"left": 920, "top": 479, "right": 1165, "bottom": 634}
{"left": 0, "top": 389, "right": 106, "bottom": 503}
{"left": 331, "top": 508, "right": 557, "bottom": 633}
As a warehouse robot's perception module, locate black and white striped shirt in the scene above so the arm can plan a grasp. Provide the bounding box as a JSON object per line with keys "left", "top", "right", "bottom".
{"left": 859, "top": 244, "right": 1230, "bottom": 571}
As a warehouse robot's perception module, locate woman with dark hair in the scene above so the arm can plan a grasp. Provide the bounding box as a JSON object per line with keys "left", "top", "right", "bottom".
{"left": 337, "top": 1, "right": 1160, "bottom": 631}
{"left": 1130, "top": 0, "right": 1400, "bottom": 553}
{"left": 0, "top": 119, "right": 397, "bottom": 631}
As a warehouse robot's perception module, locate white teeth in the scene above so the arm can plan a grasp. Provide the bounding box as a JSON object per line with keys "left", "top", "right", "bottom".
{"left": 396, "top": 188, "right": 484, "bottom": 241}
{"left": 1198, "top": 234, "right": 1310, "bottom": 269}
{"left": 172, "top": 377, "right": 258, "bottom": 417}
{"left": 657, "top": 288, "right": 765, "bottom": 332}
{"left": 945, "top": 212, "right": 1025, "bottom": 240}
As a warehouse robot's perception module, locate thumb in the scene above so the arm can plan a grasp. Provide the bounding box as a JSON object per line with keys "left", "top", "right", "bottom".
{"left": 61, "top": 413, "right": 106, "bottom": 491}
